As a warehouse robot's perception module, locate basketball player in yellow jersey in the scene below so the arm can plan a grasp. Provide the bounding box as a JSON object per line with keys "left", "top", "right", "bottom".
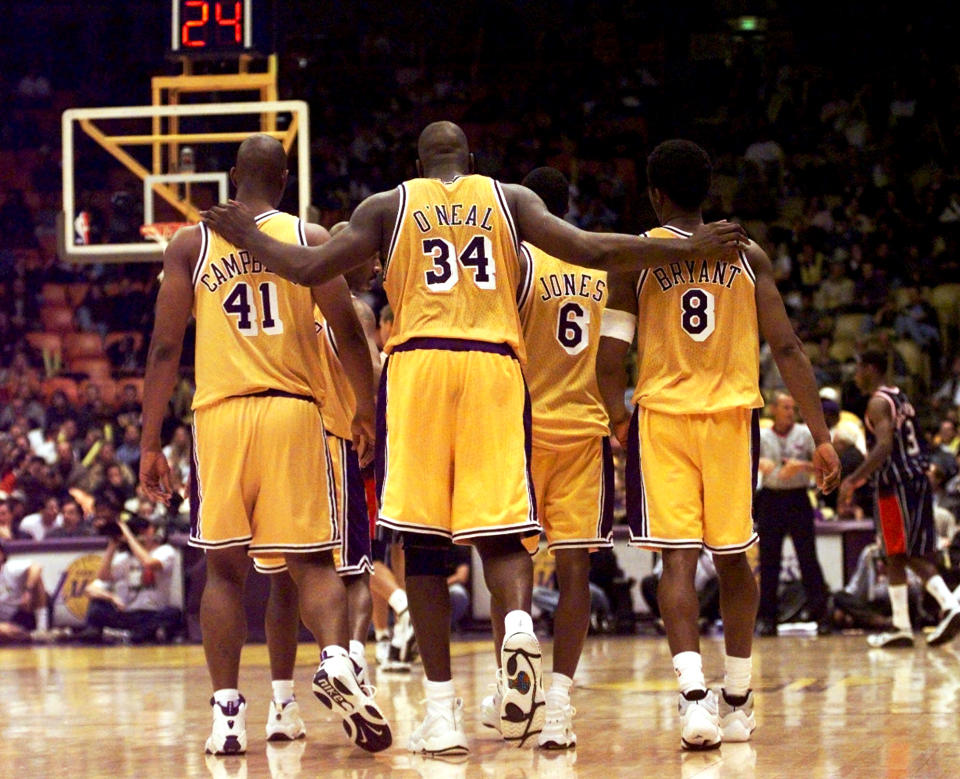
{"left": 597, "top": 139, "right": 841, "bottom": 751}
{"left": 480, "top": 167, "right": 614, "bottom": 750}
{"left": 139, "top": 135, "right": 390, "bottom": 756}
{"left": 202, "top": 121, "right": 745, "bottom": 754}
{"left": 255, "top": 222, "right": 384, "bottom": 740}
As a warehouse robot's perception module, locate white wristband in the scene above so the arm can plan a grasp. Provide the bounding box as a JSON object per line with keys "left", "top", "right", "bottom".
{"left": 600, "top": 308, "right": 637, "bottom": 342}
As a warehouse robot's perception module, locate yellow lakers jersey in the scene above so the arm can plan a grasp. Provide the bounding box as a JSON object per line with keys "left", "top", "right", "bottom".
{"left": 518, "top": 242, "right": 609, "bottom": 445}
{"left": 631, "top": 225, "right": 763, "bottom": 414}
{"left": 192, "top": 210, "right": 325, "bottom": 410}
{"left": 383, "top": 175, "right": 525, "bottom": 360}
{"left": 314, "top": 306, "right": 355, "bottom": 441}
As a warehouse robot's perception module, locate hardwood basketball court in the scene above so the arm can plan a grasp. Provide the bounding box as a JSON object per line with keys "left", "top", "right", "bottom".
{"left": 2, "top": 632, "right": 958, "bottom": 777}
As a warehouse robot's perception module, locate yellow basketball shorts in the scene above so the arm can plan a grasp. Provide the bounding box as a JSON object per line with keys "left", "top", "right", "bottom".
{"left": 190, "top": 393, "right": 339, "bottom": 561}
{"left": 626, "top": 405, "right": 759, "bottom": 554}
{"left": 252, "top": 433, "right": 371, "bottom": 576}
{"left": 375, "top": 338, "right": 539, "bottom": 543}
{"left": 532, "top": 436, "right": 614, "bottom": 552}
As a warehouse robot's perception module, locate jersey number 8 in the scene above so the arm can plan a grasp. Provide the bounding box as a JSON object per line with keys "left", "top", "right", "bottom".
{"left": 680, "top": 287, "right": 716, "bottom": 342}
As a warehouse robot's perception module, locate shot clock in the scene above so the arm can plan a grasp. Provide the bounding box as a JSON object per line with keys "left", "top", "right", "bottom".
{"left": 170, "top": 0, "right": 272, "bottom": 55}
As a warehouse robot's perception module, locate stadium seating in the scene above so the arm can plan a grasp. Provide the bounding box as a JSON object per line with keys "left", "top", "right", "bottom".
{"left": 63, "top": 333, "right": 104, "bottom": 361}
{"left": 39, "top": 305, "right": 76, "bottom": 334}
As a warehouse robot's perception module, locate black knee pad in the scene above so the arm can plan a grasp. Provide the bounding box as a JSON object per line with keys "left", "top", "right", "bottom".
{"left": 404, "top": 539, "right": 450, "bottom": 576}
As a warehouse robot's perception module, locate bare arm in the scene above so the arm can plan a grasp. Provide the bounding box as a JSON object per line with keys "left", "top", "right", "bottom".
{"left": 304, "top": 224, "right": 377, "bottom": 466}
{"left": 749, "top": 241, "right": 841, "bottom": 492}
{"left": 354, "top": 297, "right": 383, "bottom": 386}
{"left": 596, "top": 271, "right": 639, "bottom": 446}
{"left": 839, "top": 396, "right": 893, "bottom": 505}
{"left": 201, "top": 192, "right": 395, "bottom": 287}
{"left": 94, "top": 540, "right": 118, "bottom": 582}
{"left": 140, "top": 227, "right": 197, "bottom": 503}
{"left": 118, "top": 522, "right": 163, "bottom": 574}
{"left": 506, "top": 184, "right": 745, "bottom": 273}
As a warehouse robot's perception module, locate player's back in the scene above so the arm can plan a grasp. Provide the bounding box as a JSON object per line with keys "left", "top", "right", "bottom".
{"left": 632, "top": 225, "right": 763, "bottom": 414}
{"left": 192, "top": 210, "right": 325, "bottom": 410}
{"left": 518, "top": 242, "right": 608, "bottom": 445}
{"left": 382, "top": 174, "right": 524, "bottom": 359}
{"left": 314, "top": 307, "right": 355, "bottom": 441}
{"left": 868, "top": 385, "right": 928, "bottom": 488}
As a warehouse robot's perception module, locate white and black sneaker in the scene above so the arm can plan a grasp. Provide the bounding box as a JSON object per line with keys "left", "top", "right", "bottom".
{"left": 265, "top": 698, "right": 306, "bottom": 741}
{"left": 312, "top": 650, "right": 392, "bottom": 752}
{"left": 205, "top": 695, "right": 247, "bottom": 755}
{"left": 678, "top": 689, "right": 720, "bottom": 751}
{"left": 408, "top": 697, "right": 469, "bottom": 756}
{"left": 500, "top": 631, "right": 545, "bottom": 746}
{"left": 480, "top": 670, "right": 504, "bottom": 734}
{"left": 867, "top": 629, "right": 914, "bottom": 648}
{"left": 718, "top": 689, "right": 756, "bottom": 742}
{"left": 927, "top": 605, "right": 960, "bottom": 647}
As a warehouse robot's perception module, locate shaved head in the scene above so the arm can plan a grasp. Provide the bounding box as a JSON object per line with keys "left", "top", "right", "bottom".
{"left": 417, "top": 121, "right": 470, "bottom": 177}
{"left": 233, "top": 133, "right": 288, "bottom": 201}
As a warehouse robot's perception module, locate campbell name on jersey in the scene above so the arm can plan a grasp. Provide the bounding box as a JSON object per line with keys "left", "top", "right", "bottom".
{"left": 519, "top": 242, "right": 609, "bottom": 445}
{"left": 191, "top": 210, "right": 325, "bottom": 411}
{"left": 632, "top": 225, "right": 763, "bottom": 415}
{"left": 382, "top": 175, "right": 525, "bottom": 360}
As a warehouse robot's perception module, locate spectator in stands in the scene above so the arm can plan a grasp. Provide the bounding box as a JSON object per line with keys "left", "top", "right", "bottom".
{"left": 75, "top": 285, "right": 111, "bottom": 337}
{"left": 14, "top": 455, "right": 52, "bottom": 513}
{"left": 18, "top": 495, "right": 62, "bottom": 540}
{"left": 0, "top": 191, "right": 38, "bottom": 248}
{"left": 930, "top": 463, "right": 960, "bottom": 527}
{"left": 0, "top": 382, "right": 45, "bottom": 431}
{"left": 0, "top": 501, "right": 16, "bottom": 540}
{"left": 50, "top": 440, "right": 87, "bottom": 498}
{"left": 46, "top": 498, "right": 94, "bottom": 538}
{"left": 814, "top": 261, "right": 855, "bottom": 313}
{"left": 29, "top": 422, "right": 59, "bottom": 465}
{"left": 161, "top": 426, "right": 191, "bottom": 491}
{"left": 894, "top": 287, "right": 940, "bottom": 353}
{"left": 83, "top": 516, "right": 180, "bottom": 644}
{"left": 75, "top": 384, "right": 114, "bottom": 440}
{"left": 107, "top": 336, "right": 142, "bottom": 374}
{"left": 115, "top": 384, "right": 142, "bottom": 428}
{"left": 115, "top": 424, "right": 141, "bottom": 473}
{"left": 4, "top": 491, "right": 27, "bottom": 537}
{"left": 94, "top": 462, "right": 136, "bottom": 512}
{"left": 6, "top": 277, "right": 39, "bottom": 335}
{"left": 0, "top": 541, "right": 48, "bottom": 642}
{"left": 376, "top": 304, "right": 394, "bottom": 353}
{"left": 44, "top": 390, "right": 76, "bottom": 435}
{"left": 933, "top": 357, "right": 960, "bottom": 412}
{"left": 447, "top": 543, "right": 471, "bottom": 632}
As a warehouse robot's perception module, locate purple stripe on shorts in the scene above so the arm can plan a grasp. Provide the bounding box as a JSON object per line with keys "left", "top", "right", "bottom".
{"left": 750, "top": 408, "right": 760, "bottom": 521}
{"left": 600, "top": 436, "right": 615, "bottom": 542}
{"left": 390, "top": 337, "right": 518, "bottom": 359}
{"left": 625, "top": 406, "right": 645, "bottom": 539}
{"left": 374, "top": 354, "right": 389, "bottom": 507}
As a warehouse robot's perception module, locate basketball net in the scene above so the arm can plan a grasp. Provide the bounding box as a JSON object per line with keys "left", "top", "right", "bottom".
{"left": 140, "top": 222, "right": 190, "bottom": 252}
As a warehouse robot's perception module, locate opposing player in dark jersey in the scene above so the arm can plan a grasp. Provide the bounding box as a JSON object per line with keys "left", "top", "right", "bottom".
{"left": 840, "top": 350, "right": 960, "bottom": 648}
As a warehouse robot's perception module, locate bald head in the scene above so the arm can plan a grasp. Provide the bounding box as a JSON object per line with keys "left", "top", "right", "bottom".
{"left": 417, "top": 122, "right": 470, "bottom": 177}
{"left": 233, "top": 134, "right": 288, "bottom": 203}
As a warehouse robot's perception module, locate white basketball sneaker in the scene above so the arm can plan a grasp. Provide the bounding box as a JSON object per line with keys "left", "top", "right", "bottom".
{"left": 927, "top": 605, "right": 960, "bottom": 647}
{"left": 867, "top": 629, "right": 914, "bottom": 648}
{"left": 537, "top": 702, "right": 577, "bottom": 750}
{"left": 480, "top": 670, "right": 504, "bottom": 733}
{"left": 265, "top": 698, "right": 306, "bottom": 741}
{"left": 678, "top": 689, "right": 720, "bottom": 751}
{"left": 205, "top": 695, "right": 247, "bottom": 755}
{"left": 312, "top": 650, "right": 392, "bottom": 753}
{"left": 718, "top": 689, "right": 756, "bottom": 742}
{"left": 500, "top": 631, "right": 546, "bottom": 746}
{"left": 408, "top": 697, "right": 470, "bottom": 756}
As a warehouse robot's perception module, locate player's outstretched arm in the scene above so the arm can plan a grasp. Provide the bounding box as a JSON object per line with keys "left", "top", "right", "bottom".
{"left": 838, "top": 396, "right": 893, "bottom": 506}
{"left": 596, "top": 271, "right": 639, "bottom": 447}
{"left": 750, "top": 241, "right": 841, "bottom": 493}
{"left": 140, "top": 227, "right": 197, "bottom": 504}
{"left": 505, "top": 184, "right": 745, "bottom": 273}
{"left": 202, "top": 193, "right": 393, "bottom": 287}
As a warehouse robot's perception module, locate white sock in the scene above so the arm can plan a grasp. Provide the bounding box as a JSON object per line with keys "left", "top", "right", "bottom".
{"left": 547, "top": 672, "right": 573, "bottom": 707}
{"left": 504, "top": 609, "right": 534, "bottom": 638}
{"left": 723, "top": 655, "right": 752, "bottom": 697}
{"left": 34, "top": 608, "right": 49, "bottom": 632}
{"left": 213, "top": 688, "right": 241, "bottom": 707}
{"left": 889, "top": 584, "right": 912, "bottom": 632}
{"left": 673, "top": 651, "right": 705, "bottom": 695}
{"left": 424, "top": 678, "right": 455, "bottom": 716}
{"left": 349, "top": 640, "right": 366, "bottom": 660}
{"left": 925, "top": 575, "right": 960, "bottom": 612}
{"left": 375, "top": 628, "right": 390, "bottom": 642}
{"left": 272, "top": 679, "right": 295, "bottom": 703}
{"left": 388, "top": 589, "right": 408, "bottom": 615}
